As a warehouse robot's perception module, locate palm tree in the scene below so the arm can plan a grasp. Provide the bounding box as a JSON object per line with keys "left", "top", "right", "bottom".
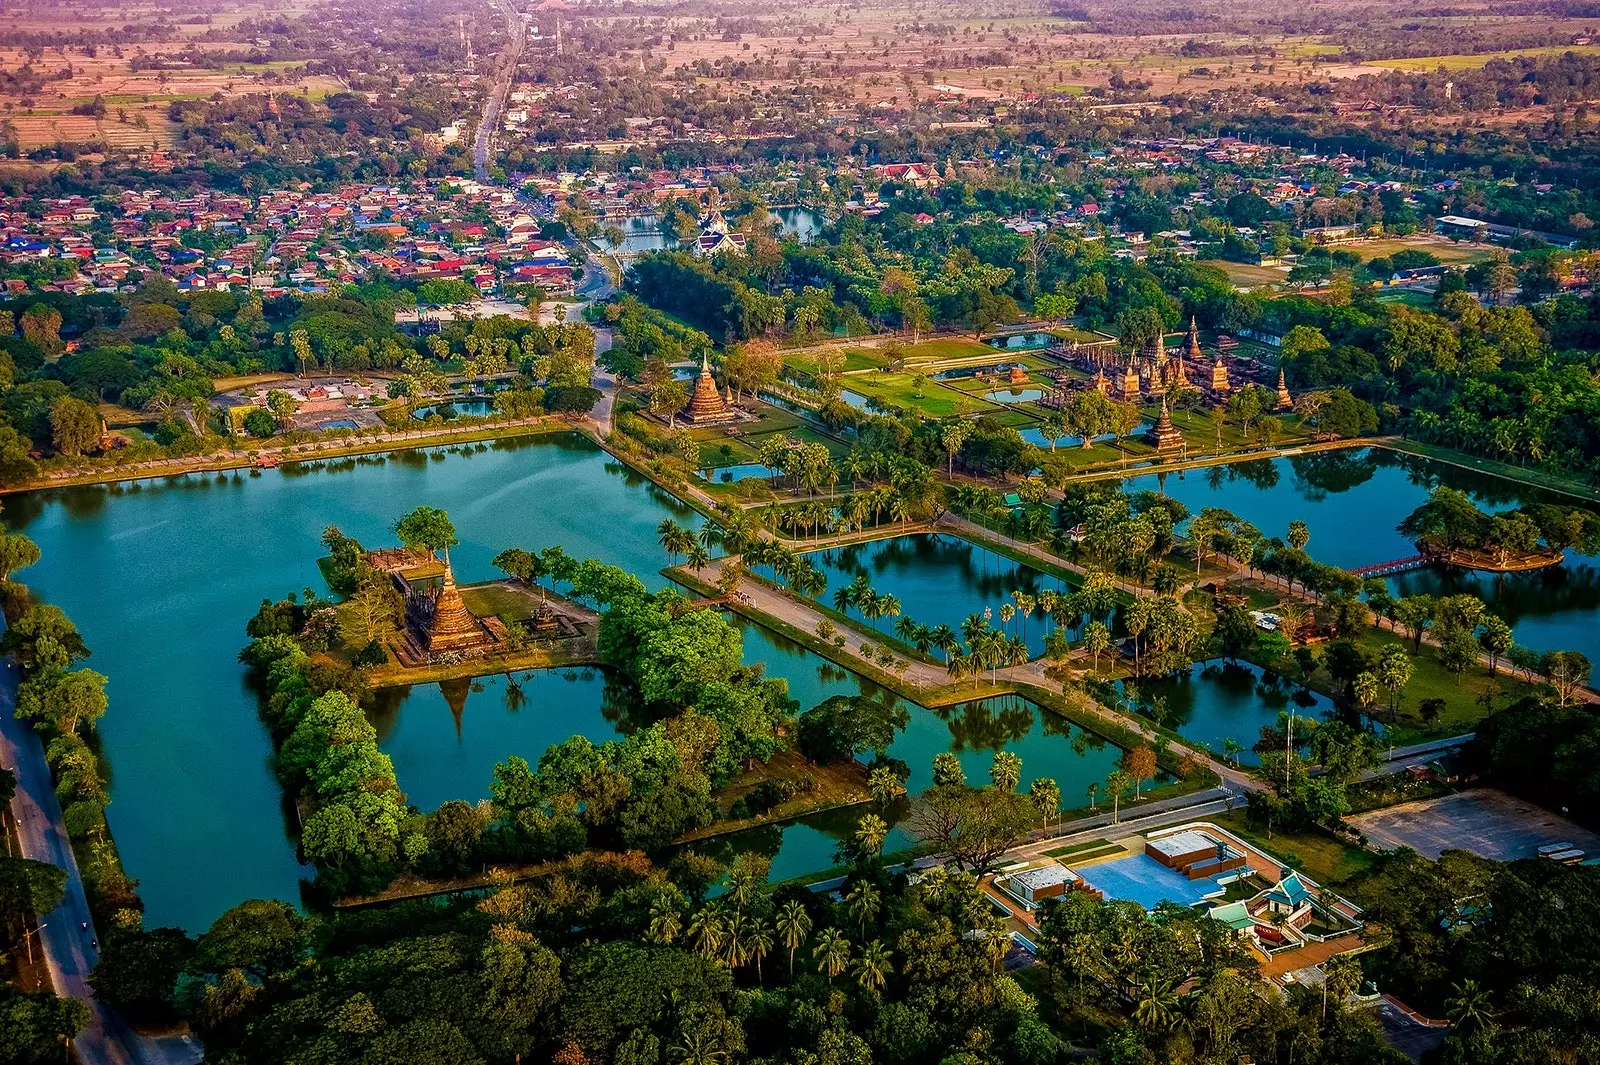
{"left": 686, "top": 543, "right": 711, "bottom": 573}
{"left": 744, "top": 918, "right": 774, "bottom": 984}
{"left": 855, "top": 813, "right": 888, "bottom": 855}
{"left": 1029, "top": 777, "right": 1060, "bottom": 830}
{"left": 991, "top": 751, "right": 1023, "bottom": 792}
{"left": 688, "top": 904, "right": 726, "bottom": 961}
{"left": 648, "top": 895, "right": 683, "bottom": 944}
{"left": 930, "top": 623, "right": 958, "bottom": 663}
{"left": 1083, "top": 620, "right": 1111, "bottom": 673}
{"left": 813, "top": 927, "right": 850, "bottom": 982}
{"left": 844, "top": 882, "right": 881, "bottom": 935}
{"left": 852, "top": 939, "right": 893, "bottom": 996}
{"left": 658, "top": 518, "right": 687, "bottom": 564}
{"left": 1085, "top": 781, "right": 1099, "bottom": 812}
{"left": 669, "top": 1028, "right": 730, "bottom": 1065}
{"left": 775, "top": 900, "right": 812, "bottom": 977}
{"left": 1133, "top": 973, "right": 1181, "bottom": 1030}
{"left": 1106, "top": 769, "right": 1132, "bottom": 824}
{"left": 1446, "top": 979, "right": 1494, "bottom": 1032}
{"left": 1322, "top": 954, "right": 1363, "bottom": 1018}
{"left": 867, "top": 764, "right": 900, "bottom": 806}
{"left": 1222, "top": 737, "right": 1243, "bottom": 767}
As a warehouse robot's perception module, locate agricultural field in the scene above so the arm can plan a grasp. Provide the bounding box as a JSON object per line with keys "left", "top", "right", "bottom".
{"left": 1200, "top": 260, "right": 1290, "bottom": 290}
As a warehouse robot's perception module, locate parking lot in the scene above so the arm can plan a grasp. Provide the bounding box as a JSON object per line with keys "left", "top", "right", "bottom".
{"left": 1350, "top": 789, "right": 1600, "bottom": 861}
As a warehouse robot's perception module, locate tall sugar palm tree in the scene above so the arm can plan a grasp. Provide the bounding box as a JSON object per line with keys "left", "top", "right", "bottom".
{"left": 775, "top": 900, "right": 812, "bottom": 978}
{"left": 991, "top": 751, "right": 1023, "bottom": 792}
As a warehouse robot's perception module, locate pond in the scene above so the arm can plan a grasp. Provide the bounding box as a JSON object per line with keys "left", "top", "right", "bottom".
{"left": 699, "top": 462, "right": 772, "bottom": 484}
{"left": 789, "top": 533, "right": 1075, "bottom": 656}
{"left": 364, "top": 615, "right": 1131, "bottom": 889}
{"left": 1018, "top": 425, "right": 1148, "bottom": 450}
{"left": 371, "top": 668, "right": 642, "bottom": 811}
{"left": 931, "top": 363, "right": 1022, "bottom": 382}
{"left": 1128, "top": 660, "right": 1333, "bottom": 766}
{"left": 2, "top": 432, "right": 700, "bottom": 930}
{"left": 771, "top": 206, "right": 824, "bottom": 243}
{"left": 712, "top": 619, "right": 1135, "bottom": 880}
{"left": 986, "top": 333, "right": 1058, "bottom": 350}
{"left": 1120, "top": 447, "right": 1600, "bottom": 663}
{"left": 984, "top": 388, "right": 1048, "bottom": 404}
{"left": 413, "top": 398, "right": 495, "bottom": 420}
{"left": 839, "top": 389, "right": 873, "bottom": 410}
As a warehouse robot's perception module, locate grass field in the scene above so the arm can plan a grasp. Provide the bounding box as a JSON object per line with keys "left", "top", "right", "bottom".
{"left": 844, "top": 372, "right": 1002, "bottom": 417}
{"left": 1210, "top": 811, "right": 1374, "bottom": 888}
{"left": 1200, "top": 260, "right": 1288, "bottom": 289}
{"left": 1349, "top": 238, "right": 1496, "bottom": 266}
{"left": 1372, "top": 44, "right": 1600, "bottom": 71}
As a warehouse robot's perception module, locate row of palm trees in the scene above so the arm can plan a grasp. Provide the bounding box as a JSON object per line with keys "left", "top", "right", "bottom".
{"left": 831, "top": 574, "right": 902, "bottom": 632}
{"left": 648, "top": 890, "right": 895, "bottom": 996}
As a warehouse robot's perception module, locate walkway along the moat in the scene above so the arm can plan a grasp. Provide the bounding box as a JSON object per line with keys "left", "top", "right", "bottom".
{"left": 0, "top": 617, "right": 201, "bottom": 1065}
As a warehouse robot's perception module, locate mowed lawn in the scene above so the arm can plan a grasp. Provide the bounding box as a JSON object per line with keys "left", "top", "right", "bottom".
{"left": 1200, "top": 260, "right": 1289, "bottom": 289}
{"left": 844, "top": 372, "right": 1002, "bottom": 417}
{"left": 1348, "top": 238, "right": 1495, "bottom": 266}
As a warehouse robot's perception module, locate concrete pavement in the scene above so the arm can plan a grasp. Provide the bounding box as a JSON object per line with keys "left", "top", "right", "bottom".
{"left": 0, "top": 620, "right": 200, "bottom": 1065}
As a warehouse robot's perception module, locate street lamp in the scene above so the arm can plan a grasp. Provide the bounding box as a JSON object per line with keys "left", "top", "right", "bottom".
{"left": 22, "top": 922, "right": 47, "bottom": 966}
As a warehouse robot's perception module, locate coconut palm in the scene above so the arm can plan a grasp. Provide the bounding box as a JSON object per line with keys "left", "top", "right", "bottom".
{"left": 1446, "top": 979, "right": 1494, "bottom": 1032}
{"left": 1085, "top": 781, "right": 1099, "bottom": 812}
{"left": 844, "top": 882, "right": 881, "bottom": 935}
{"left": 813, "top": 927, "right": 850, "bottom": 982}
{"left": 648, "top": 895, "right": 684, "bottom": 944}
{"left": 775, "top": 900, "right": 812, "bottom": 977}
{"left": 744, "top": 918, "right": 774, "bottom": 984}
{"left": 1322, "top": 954, "right": 1363, "bottom": 1018}
{"left": 852, "top": 939, "right": 893, "bottom": 996}
{"left": 1133, "top": 973, "right": 1182, "bottom": 1030}
{"left": 688, "top": 904, "right": 727, "bottom": 961}
{"left": 930, "top": 623, "right": 958, "bottom": 663}
{"left": 1222, "top": 737, "right": 1243, "bottom": 767}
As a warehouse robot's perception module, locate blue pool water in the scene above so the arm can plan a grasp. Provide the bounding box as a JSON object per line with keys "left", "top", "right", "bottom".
{"left": 1074, "top": 852, "right": 1229, "bottom": 909}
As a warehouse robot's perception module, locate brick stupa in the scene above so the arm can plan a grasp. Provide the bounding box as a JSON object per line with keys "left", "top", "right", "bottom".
{"left": 1146, "top": 396, "right": 1185, "bottom": 451}
{"left": 418, "top": 564, "right": 495, "bottom": 655}
{"left": 683, "top": 352, "right": 736, "bottom": 424}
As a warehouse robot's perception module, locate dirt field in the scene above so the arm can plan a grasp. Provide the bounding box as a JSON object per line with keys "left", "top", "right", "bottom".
{"left": 1349, "top": 789, "right": 1600, "bottom": 862}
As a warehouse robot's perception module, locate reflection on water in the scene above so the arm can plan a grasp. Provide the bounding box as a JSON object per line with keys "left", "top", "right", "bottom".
{"left": 1132, "top": 661, "right": 1331, "bottom": 765}
{"left": 1125, "top": 447, "right": 1600, "bottom": 662}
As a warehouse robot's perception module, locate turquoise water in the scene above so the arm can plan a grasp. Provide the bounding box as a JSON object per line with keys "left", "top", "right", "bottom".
{"left": 792, "top": 533, "right": 1075, "bottom": 656}
{"left": 710, "top": 620, "right": 1132, "bottom": 878}
{"left": 1130, "top": 661, "right": 1333, "bottom": 765}
{"left": 986, "top": 333, "right": 1057, "bottom": 350}
{"left": 699, "top": 463, "right": 772, "bottom": 483}
{"left": 1120, "top": 447, "right": 1600, "bottom": 663}
{"left": 413, "top": 398, "right": 494, "bottom": 420}
{"left": 2, "top": 433, "right": 698, "bottom": 930}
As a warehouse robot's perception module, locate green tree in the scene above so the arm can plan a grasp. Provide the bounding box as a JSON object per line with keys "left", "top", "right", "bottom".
{"left": 0, "top": 532, "right": 40, "bottom": 584}
{"left": 394, "top": 505, "right": 458, "bottom": 561}
{"left": 48, "top": 396, "right": 100, "bottom": 457}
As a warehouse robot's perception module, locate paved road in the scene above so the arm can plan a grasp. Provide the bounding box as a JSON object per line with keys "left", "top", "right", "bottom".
{"left": 472, "top": 0, "right": 525, "bottom": 182}
{"left": 0, "top": 620, "right": 200, "bottom": 1065}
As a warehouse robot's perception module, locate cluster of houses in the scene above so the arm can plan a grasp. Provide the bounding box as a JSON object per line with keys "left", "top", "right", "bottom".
{"left": 0, "top": 178, "right": 579, "bottom": 300}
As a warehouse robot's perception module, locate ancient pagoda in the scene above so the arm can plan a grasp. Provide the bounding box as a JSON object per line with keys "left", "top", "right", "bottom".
{"left": 1091, "top": 367, "right": 1111, "bottom": 395}
{"left": 1275, "top": 367, "right": 1294, "bottom": 410}
{"left": 1119, "top": 358, "right": 1141, "bottom": 399}
{"left": 1146, "top": 396, "right": 1185, "bottom": 451}
{"left": 683, "top": 352, "right": 736, "bottom": 424}
{"left": 411, "top": 564, "right": 497, "bottom": 656}
{"left": 1210, "top": 354, "right": 1231, "bottom": 393}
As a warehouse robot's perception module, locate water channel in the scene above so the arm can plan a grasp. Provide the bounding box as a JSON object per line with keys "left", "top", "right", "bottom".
{"left": 10, "top": 437, "right": 1592, "bottom": 930}
{"left": 1119, "top": 446, "right": 1600, "bottom": 664}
